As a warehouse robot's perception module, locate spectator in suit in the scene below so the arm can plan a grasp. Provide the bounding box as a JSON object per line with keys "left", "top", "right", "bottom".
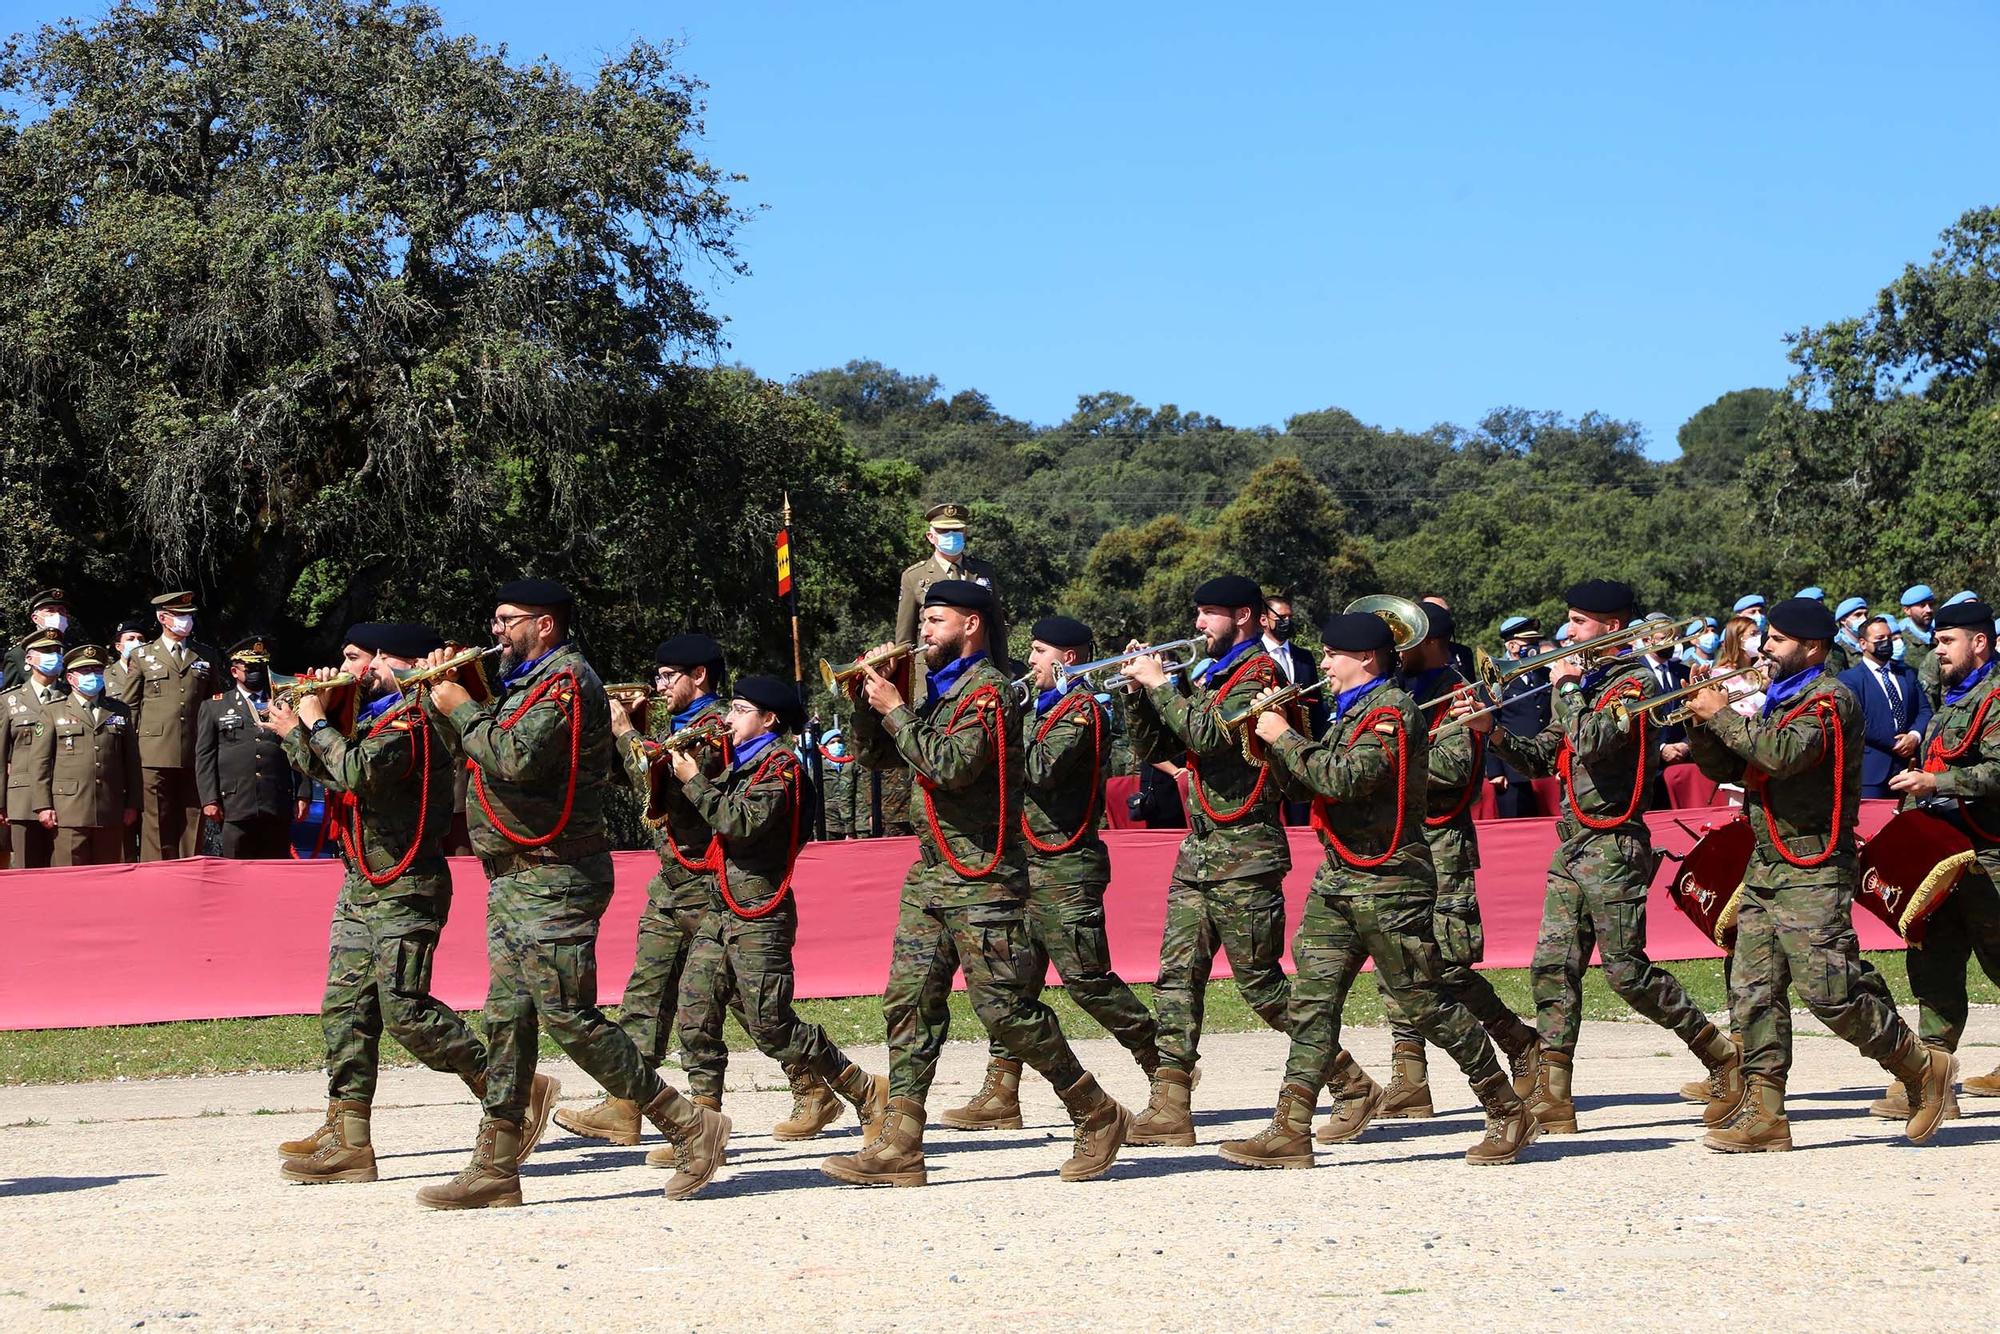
{"left": 1260, "top": 593, "right": 1325, "bottom": 825}
{"left": 1840, "top": 614, "right": 1930, "bottom": 798}
{"left": 1636, "top": 613, "right": 1692, "bottom": 808}
{"left": 1483, "top": 615, "right": 1552, "bottom": 817}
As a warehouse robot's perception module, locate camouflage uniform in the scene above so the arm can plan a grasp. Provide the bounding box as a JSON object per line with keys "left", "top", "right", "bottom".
{"left": 1125, "top": 642, "right": 1292, "bottom": 1073}
{"left": 1903, "top": 669, "right": 2000, "bottom": 1052}
{"left": 850, "top": 652, "right": 1089, "bottom": 1102}
{"left": 427, "top": 645, "right": 666, "bottom": 1124}
{"left": 1687, "top": 670, "right": 1914, "bottom": 1079}
{"left": 1266, "top": 680, "right": 1508, "bottom": 1090}
{"left": 283, "top": 696, "right": 486, "bottom": 1100}
{"left": 985, "top": 687, "right": 1159, "bottom": 1068}
{"left": 1490, "top": 657, "right": 1711, "bottom": 1054}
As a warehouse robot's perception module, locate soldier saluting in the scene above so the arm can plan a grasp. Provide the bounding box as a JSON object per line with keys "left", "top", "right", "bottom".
{"left": 114, "top": 590, "right": 218, "bottom": 860}
{"left": 28, "top": 645, "right": 139, "bottom": 865}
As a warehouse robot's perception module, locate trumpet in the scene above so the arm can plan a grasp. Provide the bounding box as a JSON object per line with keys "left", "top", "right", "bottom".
{"left": 1611, "top": 663, "right": 1767, "bottom": 728}
{"left": 820, "top": 642, "right": 917, "bottom": 691}
{"left": 606, "top": 682, "right": 659, "bottom": 729}
{"left": 660, "top": 717, "right": 728, "bottom": 756}
{"left": 1006, "top": 672, "right": 1038, "bottom": 708}
{"left": 1053, "top": 638, "right": 1205, "bottom": 695}
{"left": 1217, "top": 678, "right": 1329, "bottom": 732}
{"left": 1475, "top": 621, "right": 1699, "bottom": 698}
{"left": 395, "top": 644, "right": 502, "bottom": 695}
{"left": 271, "top": 671, "right": 357, "bottom": 704}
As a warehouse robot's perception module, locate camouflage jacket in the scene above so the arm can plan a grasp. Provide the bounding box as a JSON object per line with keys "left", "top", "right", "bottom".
{"left": 1266, "top": 678, "right": 1434, "bottom": 896}
{"left": 681, "top": 736, "right": 807, "bottom": 916}
{"left": 284, "top": 695, "right": 453, "bottom": 902}
{"left": 429, "top": 643, "right": 614, "bottom": 863}
{"left": 1125, "top": 641, "right": 1290, "bottom": 882}
{"left": 1021, "top": 687, "right": 1111, "bottom": 887}
{"left": 852, "top": 652, "right": 1028, "bottom": 898}
{"left": 819, "top": 751, "right": 863, "bottom": 837}
{"left": 616, "top": 696, "right": 728, "bottom": 906}
{"left": 1920, "top": 671, "right": 2000, "bottom": 867}
{"left": 1688, "top": 669, "right": 1861, "bottom": 888}
{"left": 1491, "top": 657, "right": 1657, "bottom": 845}
{"left": 1405, "top": 665, "right": 1484, "bottom": 879}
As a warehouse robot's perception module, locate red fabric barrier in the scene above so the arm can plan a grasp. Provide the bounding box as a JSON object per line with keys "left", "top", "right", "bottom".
{"left": 0, "top": 802, "right": 1909, "bottom": 1031}
{"left": 1663, "top": 761, "right": 1723, "bottom": 810}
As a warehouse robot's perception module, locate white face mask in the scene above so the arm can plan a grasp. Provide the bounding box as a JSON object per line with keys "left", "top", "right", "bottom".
{"left": 1743, "top": 636, "right": 1763, "bottom": 656}
{"left": 166, "top": 613, "right": 194, "bottom": 636}
{"left": 35, "top": 611, "right": 69, "bottom": 633}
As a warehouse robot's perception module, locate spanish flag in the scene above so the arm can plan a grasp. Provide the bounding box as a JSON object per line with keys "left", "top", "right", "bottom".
{"left": 775, "top": 523, "right": 795, "bottom": 613}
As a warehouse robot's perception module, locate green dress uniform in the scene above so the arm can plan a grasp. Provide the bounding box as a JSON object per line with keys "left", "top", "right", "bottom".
{"left": 28, "top": 687, "right": 139, "bottom": 866}
{"left": 2, "top": 671, "right": 69, "bottom": 869}
{"left": 196, "top": 688, "right": 300, "bottom": 858}
{"left": 115, "top": 632, "right": 219, "bottom": 861}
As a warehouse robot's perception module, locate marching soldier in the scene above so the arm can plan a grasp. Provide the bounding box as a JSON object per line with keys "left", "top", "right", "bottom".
{"left": 28, "top": 645, "right": 139, "bottom": 865}
{"left": 2, "top": 629, "right": 74, "bottom": 868}
{"left": 825, "top": 581, "right": 1131, "bottom": 1186}
{"left": 263, "top": 622, "right": 512, "bottom": 1184}
{"left": 196, "top": 637, "right": 304, "bottom": 858}
{"left": 415, "top": 579, "right": 726, "bottom": 1209}
{"left": 1218, "top": 611, "right": 1538, "bottom": 1167}
{"left": 1117, "top": 575, "right": 1294, "bottom": 1145}
{"left": 1682, "top": 597, "right": 1954, "bottom": 1149}
{"left": 1885, "top": 597, "right": 2000, "bottom": 1106}
{"left": 115, "top": 590, "right": 219, "bottom": 860}
{"left": 944, "top": 616, "right": 1160, "bottom": 1130}
{"left": 2, "top": 588, "right": 72, "bottom": 690}
{"left": 1460, "top": 580, "right": 1740, "bottom": 1132}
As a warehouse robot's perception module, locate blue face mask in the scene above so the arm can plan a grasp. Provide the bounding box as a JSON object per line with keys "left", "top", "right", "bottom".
{"left": 935, "top": 530, "right": 966, "bottom": 557}
{"left": 30, "top": 651, "right": 62, "bottom": 675}
{"left": 1752, "top": 613, "right": 1768, "bottom": 633}
{"left": 1698, "top": 632, "right": 1721, "bottom": 655}
{"left": 74, "top": 672, "right": 105, "bottom": 696}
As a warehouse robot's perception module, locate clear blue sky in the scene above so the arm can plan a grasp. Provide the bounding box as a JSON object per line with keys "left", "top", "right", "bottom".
{"left": 14, "top": 2, "right": 2000, "bottom": 454}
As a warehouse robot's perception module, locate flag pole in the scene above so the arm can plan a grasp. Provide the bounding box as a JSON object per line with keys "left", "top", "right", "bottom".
{"left": 779, "top": 491, "right": 825, "bottom": 839}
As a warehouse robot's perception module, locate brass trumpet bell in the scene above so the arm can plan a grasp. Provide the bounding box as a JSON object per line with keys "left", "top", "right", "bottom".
{"left": 1346, "top": 595, "right": 1432, "bottom": 654}
{"left": 819, "top": 642, "right": 917, "bottom": 691}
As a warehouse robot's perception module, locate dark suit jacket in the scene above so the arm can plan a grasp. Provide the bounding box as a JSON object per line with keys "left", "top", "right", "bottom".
{"left": 1840, "top": 659, "right": 1932, "bottom": 796}
{"left": 1484, "top": 665, "right": 1552, "bottom": 782}
{"left": 1265, "top": 639, "right": 1330, "bottom": 739}
{"left": 1636, "top": 654, "right": 1690, "bottom": 749}
{"left": 196, "top": 691, "right": 302, "bottom": 821}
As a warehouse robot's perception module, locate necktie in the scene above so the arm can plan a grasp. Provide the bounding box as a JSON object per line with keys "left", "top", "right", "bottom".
{"left": 1878, "top": 666, "right": 1902, "bottom": 718}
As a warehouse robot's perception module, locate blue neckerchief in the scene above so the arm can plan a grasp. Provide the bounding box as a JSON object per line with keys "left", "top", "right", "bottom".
{"left": 1403, "top": 665, "right": 1452, "bottom": 711}
{"left": 1201, "top": 637, "right": 1258, "bottom": 688}
{"left": 1761, "top": 664, "right": 1825, "bottom": 717}
{"left": 501, "top": 641, "right": 565, "bottom": 688}
{"left": 361, "top": 690, "right": 401, "bottom": 723}
{"left": 1333, "top": 675, "right": 1390, "bottom": 723}
{"left": 1036, "top": 677, "right": 1081, "bottom": 716}
{"left": 732, "top": 730, "right": 779, "bottom": 768}
{"left": 672, "top": 693, "right": 719, "bottom": 732}
{"left": 1944, "top": 658, "right": 1996, "bottom": 707}
{"left": 1579, "top": 648, "right": 1634, "bottom": 696}
{"left": 1903, "top": 618, "right": 1933, "bottom": 646}
{"left": 927, "top": 650, "right": 988, "bottom": 701}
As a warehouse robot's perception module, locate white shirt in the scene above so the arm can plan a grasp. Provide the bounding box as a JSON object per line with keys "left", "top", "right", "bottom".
{"left": 1261, "top": 633, "right": 1297, "bottom": 683}
{"left": 1868, "top": 659, "right": 1905, "bottom": 717}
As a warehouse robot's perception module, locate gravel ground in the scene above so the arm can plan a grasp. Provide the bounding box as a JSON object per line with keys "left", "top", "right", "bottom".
{"left": 2, "top": 1009, "right": 1997, "bottom": 1333}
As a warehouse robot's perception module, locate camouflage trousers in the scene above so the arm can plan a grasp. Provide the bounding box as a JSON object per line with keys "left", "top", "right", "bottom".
{"left": 883, "top": 866, "right": 1087, "bottom": 1102}
{"left": 1532, "top": 833, "right": 1708, "bottom": 1055}
{"left": 322, "top": 886, "right": 485, "bottom": 1101}
{"left": 1285, "top": 888, "right": 1504, "bottom": 1090}
{"left": 1385, "top": 877, "right": 1530, "bottom": 1048}
{"left": 1729, "top": 878, "right": 1910, "bottom": 1081}
{"left": 984, "top": 879, "right": 1160, "bottom": 1069}
{"left": 616, "top": 878, "right": 709, "bottom": 1069}
{"left": 480, "top": 857, "right": 664, "bottom": 1125}
{"left": 678, "top": 902, "right": 853, "bottom": 1101}
{"left": 1906, "top": 865, "right": 2000, "bottom": 1052}
{"left": 1155, "top": 871, "right": 1292, "bottom": 1074}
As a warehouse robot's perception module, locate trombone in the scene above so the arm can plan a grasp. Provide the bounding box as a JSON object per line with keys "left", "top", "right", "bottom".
{"left": 395, "top": 644, "right": 502, "bottom": 695}
{"left": 1053, "top": 638, "right": 1205, "bottom": 695}
{"left": 820, "top": 642, "right": 917, "bottom": 691}
{"left": 1475, "top": 621, "right": 1698, "bottom": 697}
{"left": 1610, "top": 663, "right": 1767, "bottom": 727}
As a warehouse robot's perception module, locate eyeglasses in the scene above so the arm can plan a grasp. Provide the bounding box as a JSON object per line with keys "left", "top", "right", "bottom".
{"left": 490, "top": 612, "right": 538, "bottom": 631}
{"left": 727, "top": 701, "right": 764, "bottom": 717}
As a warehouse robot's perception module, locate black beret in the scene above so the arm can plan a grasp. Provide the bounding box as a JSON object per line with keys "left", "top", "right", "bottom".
{"left": 734, "top": 674, "right": 805, "bottom": 730}
{"left": 1192, "top": 574, "right": 1264, "bottom": 611}
{"left": 1318, "top": 612, "right": 1393, "bottom": 653}
{"left": 1767, "top": 596, "right": 1836, "bottom": 642}
{"left": 116, "top": 616, "right": 153, "bottom": 638}
{"left": 1935, "top": 599, "right": 1996, "bottom": 633}
{"left": 494, "top": 577, "right": 573, "bottom": 610}
{"left": 1422, "top": 605, "right": 1456, "bottom": 643}
{"left": 342, "top": 622, "right": 386, "bottom": 652}
{"left": 656, "top": 633, "right": 725, "bottom": 670}
{"left": 1031, "top": 615, "right": 1093, "bottom": 649}
{"left": 1563, "top": 579, "right": 1636, "bottom": 616}
{"left": 924, "top": 579, "right": 994, "bottom": 613}
{"left": 372, "top": 622, "right": 446, "bottom": 660}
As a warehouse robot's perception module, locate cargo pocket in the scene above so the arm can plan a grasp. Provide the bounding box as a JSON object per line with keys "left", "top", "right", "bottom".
{"left": 390, "top": 933, "right": 439, "bottom": 996}
{"left": 1433, "top": 904, "right": 1484, "bottom": 968}
{"left": 549, "top": 940, "right": 600, "bottom": 1011}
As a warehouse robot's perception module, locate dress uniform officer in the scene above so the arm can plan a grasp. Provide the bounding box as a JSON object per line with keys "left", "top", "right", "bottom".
{"left": 115, "top": 590, "right": 219, "bottom": 860}
{"left": 196, "top": 637, "right": 304, "bottom": 858}
{"left": 1, "top": 629, "right": 72, "bottom": 868}
{"left": 2, "top": 588, "right": 72, "bottom": 690}
{"left": 28, "top": 645, "right": 140, "bottom": 865}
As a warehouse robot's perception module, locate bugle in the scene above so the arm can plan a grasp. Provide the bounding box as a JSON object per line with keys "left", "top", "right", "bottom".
{"left": 1053, "top": 638, "right": 1205, "bottom": 695}
{"left": 1217, "top": 677, "right": 1329, "bottom": 733}
{"left": 1610, "top": 663, "right": 1767, "bottom": 728}
{"left": 660, "top": 717, "right": 728, "bottom": 756}
{"left": 1476, "top": 621, "right": 1700, "bottom": 697}
{"left": 819, "top": 642, "right": 917, "bottom": 691}
{"left": 271, "top": 671, "right": 358, "bottom": 704}
{"left": 606, "top": 682, "right": 660, "bottom": 730}
{"left": 395, "top": 644, "right": 501, "bottom": 698}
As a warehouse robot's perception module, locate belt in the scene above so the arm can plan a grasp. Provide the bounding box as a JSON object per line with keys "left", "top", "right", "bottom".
{"left": 480, "top": 833, "right": 612, "bottom": 879}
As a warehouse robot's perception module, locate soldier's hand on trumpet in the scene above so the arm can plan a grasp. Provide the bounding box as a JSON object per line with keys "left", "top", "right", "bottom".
{"left": 1447, "top": 683, "right": 1497, "bottom": 735}
{"left": 1250, "top": 686, "right": 1295, "bottom": 745}
{"left": 417, "top": 646, "right": 471, "bottom": 713}
{"left": 1118, "top": 639, "right": 1169, "bottom": 690}
{"left": 857, "top": 642, "right": 906, "bottom": 715}
{"left": 260, "top": 696, "right": 303, "bottom": 736}
{"left": 1673, "top": 673, "right": 1729, "bottom": 725}
{"left": 668, "top": 748, "right": 701, "bottom": 784}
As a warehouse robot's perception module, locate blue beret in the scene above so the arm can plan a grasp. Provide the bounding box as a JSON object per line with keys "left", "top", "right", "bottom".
{"left": 1795, "top": 586, "right": 1826, "bottom": 602}
{"left": 1835, "top": 596, "right": 1869, "bottom": 620}
{"left": 1901, "top": 585, "right": 1935, "bottom": 606}
{"left": 1944, "top": 590, "right": 1978, "bottom": 608}
{"left": 1732, "top": 594, "right": 1766, "bottom": 614}
{"left": 1192, "top": 575, "right": 1264, "bottom": 611}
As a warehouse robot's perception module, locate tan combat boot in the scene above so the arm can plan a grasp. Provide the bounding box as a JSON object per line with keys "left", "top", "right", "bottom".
{"left": 1127, "top": 1067, "right": 1196, "bottom": 1146}
{"left": 1487, "top": 1018, "right": 1540, "bottom": 1098}
{"left": 1527, "top": 1049, "right": 1578, "bottom": 1133}
{"left": 940, "top": 1057, "right": 1024, "bottom": 1131}
{"left": 1889, "top": 1038, "right": 1959, "bottom": 1145}
{"left": 647, "top": 1094, "right": 723, "bottom": 1167}
{"left": 1056, "top": 1072, "right": 1131, "bottom": 1181}
{"left": 832, "top": 1062, "right": 891, "bottom": 1142}
{"left": 1379, "top": 1041, "right": 1434, "bottom": 1119}
{"left": 415, "top": 1118, "right": 523, "bottom": 1210}
{"left": 1219, "top": 1080, "right": 1318, "bottom": 1169}
{"left": 553, "top": 1094, "right": 641, "bottom": 1147}
{"left": 1465, "top": 1071, "right": 1539, "bottom": 1165}
{"left": 821, "top": 1096, "right": 928, "bottom": 1186}
{"left": 1681, "top": 1032, "right": 1742, "bottom": 1104}
{"left": 280, "top": 1101, "right": 377, "bottom": 1183}
{"left": 1702, "top": 1074, "right": 1791, "bottom": 1152}
{"left": 643, "top": 1087, "right": 730, "bottom": 1199}
{"left": 1871, "top": 1041, "right": 1961, "bottom": 1120}
{"left": 772, "top": 1071, "right": 844, "bottom": 1141}
{"left": 513, "top": 1072, "right": 561, "bottom": 1165}
{"left": 1691, "top": 1023, "right": 1746, "bottom": 1128}
{"left": 1315, "top": 1050, "right": 1384, "bottom": 1144}
{"left": 1963, "top": 1060, "right": 2000, "bottom": 1097}
{"left": 278, "top": 1102, "right": 340, "bottom": 1158}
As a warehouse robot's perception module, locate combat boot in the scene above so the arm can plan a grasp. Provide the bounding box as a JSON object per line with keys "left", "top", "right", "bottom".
{"left": 1219, "top": 1080, "right": 1318, "bottom": 1169}
{"left": 772, "top": 1071, "right": 844, "bottom": 1141}
{"left": 1055, "top": 1072, "right": 1131, "bottom": 1181}
{"left": 279, "top": 1101, "right": 377, "bottom": 1184}
{"left": 1315, "top": 1050, "right": 1383, "bottom": 1144}
{"left": 647, "top": 1094, "right": 723, "bottom": 1167}
{"left": 1378, "top": 1041, "right": 1434, "bottom": 1119}
{"left": 1963, "top": 1060, "right": 2000, "bottom": 1097}
{"left": 1127, "top": 1067, "right": 1196, "bottom": 1146}
{"left": 1690, "top": 1023, "right": 1745, "bottom": 1128}
{"left": 277, "top": 1102, "right": 340, "bottom": 1158}
{"left": 1888, "top": 1037, "right": 1958, "bottom": 1146}
{"left": 1527, "top": 1049, "right": 1577, "bottom": 1133}
{"left": 832, "top": 1062, "right": 891, "bottom": 1142}
{"left": 643, "top": 1087, "right": 730, "bottom": 1199}
{"left": 553, "top": 1095, "right": 641, "bottom": 1147}
{"left": 1702, "top": 1074, "right": 1791, "bottom": 1153}
{"left": 1487, "top": 1017, "right": 1540, "bottom": 1098}
{"left": 940, "top": 1057, "right": 1024, "bottom": 1131}
{"left": 1464, "top": 1071, "right": 1539, "bottom": 1166}
{"left": 821, "top": 1096, "right": 928, "bottom": 1186}
{"left": 1681, "top": 1032, "right": 1741, "bottom": 1104}
{"left": 1871, "top": 1040, "right": 1961, "bottom": 1120}
{"left": 415, "top": 1118, "right": 523, "bottom": 1210}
